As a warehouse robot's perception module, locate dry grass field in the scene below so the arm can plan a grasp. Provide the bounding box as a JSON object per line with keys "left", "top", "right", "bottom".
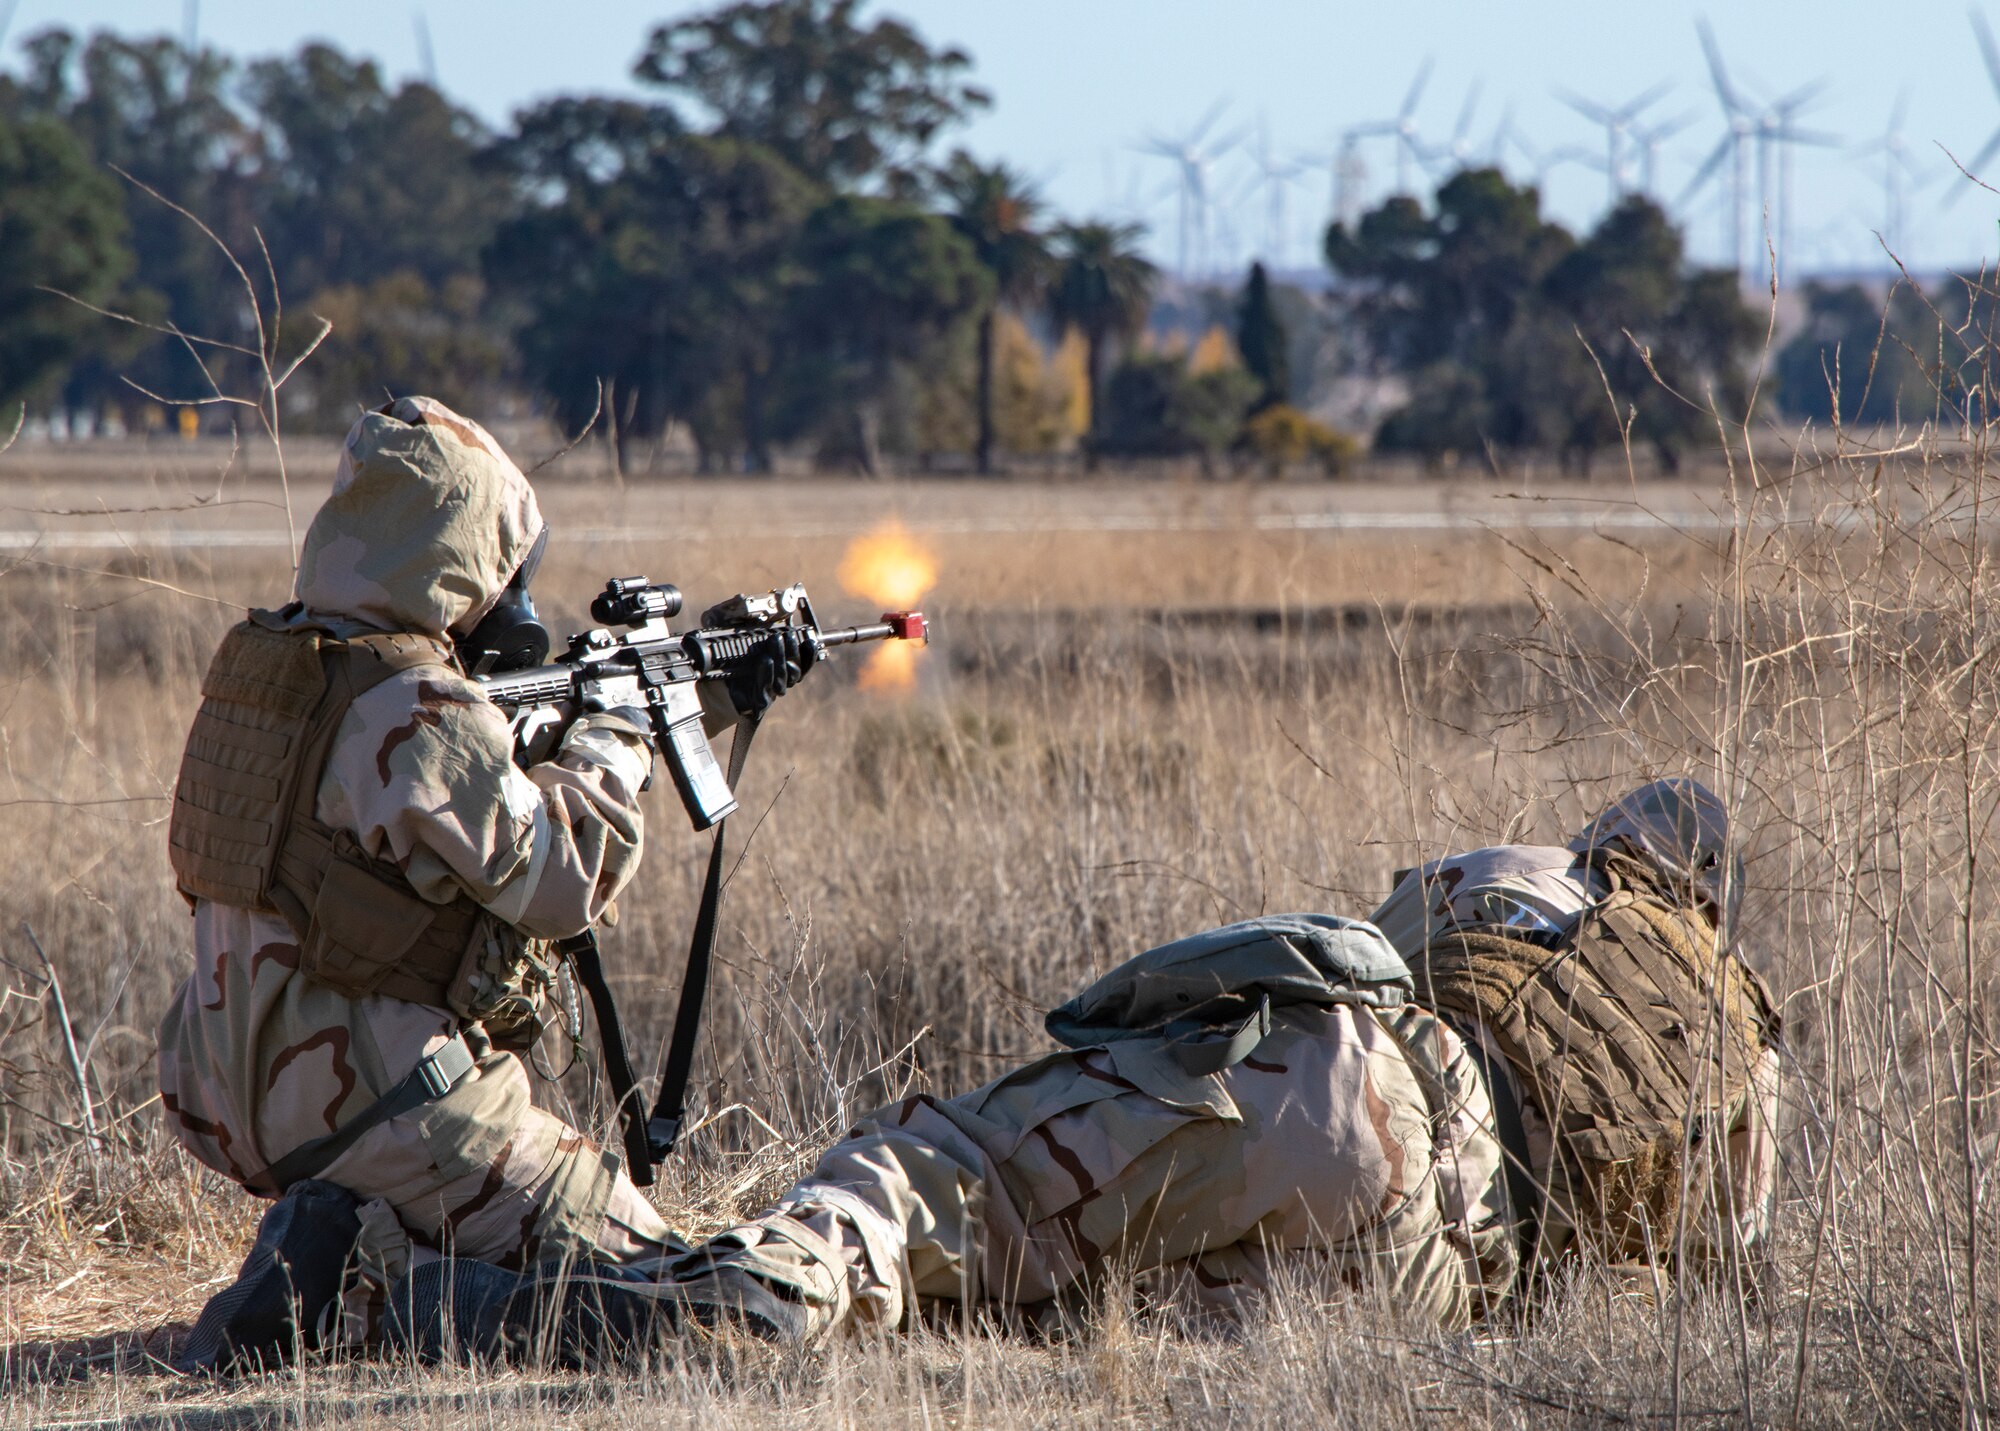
{"left": 0, "top": 428, "right": 1993, "bottom": 1427}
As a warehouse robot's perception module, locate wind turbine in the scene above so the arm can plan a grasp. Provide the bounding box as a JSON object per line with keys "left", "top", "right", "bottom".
{"left": 1855, "top": 90, "right": 1921, "bottom": 260}
{"left": 1758, "top": 85, "right": 1838, "bottom": 280}
{"left": 1684, "top": 19, "right": 1755, "bottom": 271}
{"left": 1557, "top": 81, "right": 1672, "bottom": 205}
{"left": 1953, "top": 11, "right": 2000, "bottom": 205}
{"left": 1630, "top": 111, "right": 1694, "bottom": 199}
{"left": 413, "top": 11, "right": 439, "bottom": 88}
{"left": 1324, "top": 128, "right": 1371, "bottom": 232}
{"left": 1136, "top": 102, "right": 1245, "bottom": 280}
{"left": 1425, "top": 82, "right": 1485, "bottom": 176}
{"left": 1352, "top": 60, "right": 1434, "bottom": 194}
{"left": 1241, "top": 117, "right": 1305, "bottom": 267}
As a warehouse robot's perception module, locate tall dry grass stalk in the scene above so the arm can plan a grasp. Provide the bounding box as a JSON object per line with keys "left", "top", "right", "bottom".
{"left": 1, "top": 410, "right": 1998, "bottom": 1424}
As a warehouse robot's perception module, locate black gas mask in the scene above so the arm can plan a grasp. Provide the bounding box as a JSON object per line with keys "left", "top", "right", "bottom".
{"left": 457, "top": 526, "right": 551, "bottom": 675}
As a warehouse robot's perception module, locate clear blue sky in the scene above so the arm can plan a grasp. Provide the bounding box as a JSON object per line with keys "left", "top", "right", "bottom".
{"left": 8, "top": 0, "right": 1998, "bottom": 279}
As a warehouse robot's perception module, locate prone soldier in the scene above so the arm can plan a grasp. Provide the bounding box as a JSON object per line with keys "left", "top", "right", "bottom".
{"left": 389, "top": 779, "right": 1779, "bottom": 1357}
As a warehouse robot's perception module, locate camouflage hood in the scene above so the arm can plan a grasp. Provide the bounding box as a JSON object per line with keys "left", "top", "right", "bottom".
{"left": 296, "top": 397, "right": 544, "bottom": 638}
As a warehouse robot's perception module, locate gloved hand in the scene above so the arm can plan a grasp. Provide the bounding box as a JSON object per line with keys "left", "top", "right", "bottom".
{"left": 724, "top": 628, "right": 818, "bottom": 718}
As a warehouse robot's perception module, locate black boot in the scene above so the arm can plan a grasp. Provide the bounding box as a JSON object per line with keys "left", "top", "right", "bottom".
{"left": 384, "top": 1258, "right": 683, "bottom": 1367}
{"left": 384, "top": 1258, "right": 811, "bottom": 1367}
{"left": 175, "top": 1179, "right": 362, "bottom": 1374}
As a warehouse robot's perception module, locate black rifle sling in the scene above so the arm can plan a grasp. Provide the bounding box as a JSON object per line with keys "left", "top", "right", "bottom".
{"left": 562, "top": 929, "right": 654, "bottom": 1186}
{"left": 646, "top": 712, "right": 761, "bottom": 1162}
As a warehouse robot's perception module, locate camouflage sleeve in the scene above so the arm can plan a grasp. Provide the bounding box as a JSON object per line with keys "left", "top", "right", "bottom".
{"left": 507, "top": 711, "right": 651, "bottom": 937}
{"left": 1371, "top": 1005, "right": 1516, "bottom": 1312}
{"left": 317, "top": 668, "right": 648, "bottom": 939}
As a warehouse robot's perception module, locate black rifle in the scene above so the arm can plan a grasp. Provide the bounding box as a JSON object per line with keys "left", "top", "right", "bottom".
{"left": 477, "top": 577, "right": 927, "bottom": 1184}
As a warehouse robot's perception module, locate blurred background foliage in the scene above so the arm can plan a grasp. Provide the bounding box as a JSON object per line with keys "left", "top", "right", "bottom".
{"left": 0, "top": 0, "right": 1959, "bottom": 472}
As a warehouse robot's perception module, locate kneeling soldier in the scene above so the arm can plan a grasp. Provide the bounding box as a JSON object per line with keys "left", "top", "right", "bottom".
{"left": 159, "top": 397, "right": 783, "bottom": 1368}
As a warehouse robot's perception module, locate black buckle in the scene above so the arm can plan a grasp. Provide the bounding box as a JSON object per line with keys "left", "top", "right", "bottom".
{"left": 417, "top": 1052, "right": 454, "bottom": 1098}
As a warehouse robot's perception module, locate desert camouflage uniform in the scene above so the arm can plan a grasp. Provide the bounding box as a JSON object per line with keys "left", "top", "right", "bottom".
{"left": 659, "top": 786, "right": 1779, "bottom": 1342}
{"left": 662, "top": 998, "right": 1514, "bottom": 1337}
{"left": 157, "top": 397, "right": 673, "bottom": 1272}
{"left": 1367, "top": 787, "right": 1782, "bottom": 1271}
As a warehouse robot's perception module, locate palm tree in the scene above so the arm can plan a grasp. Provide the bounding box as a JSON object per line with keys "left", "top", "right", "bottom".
{"left": 1048, "top": 221, "right": 1157, "bottom": 467}
{"left": 941, "top": 155, "right": 1050, "bottom": 475}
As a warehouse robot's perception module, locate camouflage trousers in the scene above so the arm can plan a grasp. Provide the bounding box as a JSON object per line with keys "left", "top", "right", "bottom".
{"left": 667, "top": 1003, "right": 1515, "bottom": 1337}
{"left": 159, "top": 905, "right": 673, "bottom": 1286}
{"left": 318, "top": 1047, "right": 672, "bottom": 1268}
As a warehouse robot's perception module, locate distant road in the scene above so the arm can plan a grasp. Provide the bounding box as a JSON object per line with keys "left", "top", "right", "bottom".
{"left": 0, "top": 476, "right": 1772, "bottom": 552}
{"left": 0, "top": 507, "right": 1753, "bottom": 551}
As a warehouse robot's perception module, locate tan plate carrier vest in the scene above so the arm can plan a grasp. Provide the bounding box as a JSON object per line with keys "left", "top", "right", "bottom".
{"left": 168, "top": 611, "right": 490, "bottom": 1007}
{"left": 1405, "top": 853, "right": 1780, "bottom": 1266}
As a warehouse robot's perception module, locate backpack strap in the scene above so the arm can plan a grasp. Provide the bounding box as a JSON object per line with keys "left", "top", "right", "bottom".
{"left": 1373, "top": 1004, "right": 1544, "bottom": 1275}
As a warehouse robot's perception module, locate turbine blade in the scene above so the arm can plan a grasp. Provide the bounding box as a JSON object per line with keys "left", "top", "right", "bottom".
{"left": 1646, "top": 110, "right": 1697, "bottom": 142}
{"left": 1620, "top": 79, "right": 1674, "bottom": 119}
{"left": 1401, "top": 57, "right": 1434, "bottom": 121}
{"left": 1943, "top": 127, "right": 2000, "bottom": 207}
{"left": 1454, "top": 80, "right": 1483, "bottom": 141}
{"left": 1775, "top": 77, "right": 1827, "bottom": 115}
{"left": 1697, "top": 19, "right": 1741, "bottom": 112}
{"left": 1678, "top": 135, "right": 1734, "bottom": 204}
{"left": 1188, "top": 98, "right": 1230, "bottom": 146}
{"left": 1556, "top": 87, "right": 1614, "bottom": 124}
{"left": 1969, "top": 127, "right": 2000, "bottom": 181}
{"left": 1976, "top": 10, "right": 2000, "bottom": 95}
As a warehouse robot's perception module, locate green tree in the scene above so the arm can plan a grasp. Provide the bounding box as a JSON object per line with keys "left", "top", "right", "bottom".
{"left": 1776, "top": 279, "right": 1935, "bottom": 426}
{"left": 243, "top": 43, "right": 506, "bottom": 297}
{"left": 634, "top": 0, "right": 986, "bottom": 189}
{"left": 1328, "top": 172, "right": 1754, "bottom": 471}
{"left": 1048, "top": 220, "right": 1157, "bottom": 467}
{"left": 1096, "top": 352, "right": 1258, "bottom": 473}
{"left": 6, "top": 28, "right": 252, "bottom": 414}
{"left": 1545, "top": 196, "right": 1756, "bottom": 470}
{"left": 778, "top": 194, "right": 991, "bottom": 473}
{"left": 488, "top": 112, "right": 820, "bottom": 470}
{"left": 940, "top": 153, "right": 1049, "bottom": 473}
{"left": 287, "top": 271, "right": 508, "bottom": 431}
{"left": 1326, "top": 168, "right": 1573, "bottom": 376}
{"left": 0, "top": 109, "right": 134, "bottom": 416}
{"left": 1236, "top": 260, "right": 1290, "bottom": 411}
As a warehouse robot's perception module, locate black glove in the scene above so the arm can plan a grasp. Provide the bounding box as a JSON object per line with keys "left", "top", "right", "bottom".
{"left": 724, "top": 628, "right": 818, "bottom": 718}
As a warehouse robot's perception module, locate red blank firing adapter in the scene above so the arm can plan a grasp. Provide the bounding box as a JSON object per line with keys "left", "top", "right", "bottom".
{"left": 882, "top": 611, "right": 929, "bottom": 643}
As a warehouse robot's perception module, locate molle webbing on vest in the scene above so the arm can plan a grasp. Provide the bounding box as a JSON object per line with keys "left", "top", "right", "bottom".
{"left": 169, "top": 622, "right": 330, "bottom": 909}
{"left": 1406, "top": 874, "right": 1776, "bottom": 1266}
{"left": 169, "top": 615, "right": 488, "bottom": 1008}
